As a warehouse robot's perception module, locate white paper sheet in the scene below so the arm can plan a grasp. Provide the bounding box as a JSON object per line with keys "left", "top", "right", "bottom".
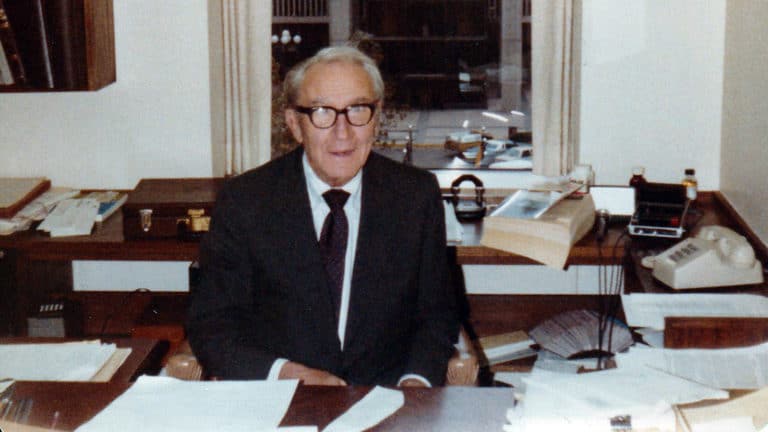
{"left": 615, "top": 342, "right": 768, "bottom": 390}
{"left": 322, "top": 386, "right": 403, "bottom": 432}
{"left": 509, "top": 365, "right": 726, "bottom": 432}
{"left": 621, "top": 293, "right": 768, "bottom": 330}
{"left": 76, "top": 376, "right": 299, "bottom": 432}
{"left": 0, "top": 341, "right": 117, "bottom": 381}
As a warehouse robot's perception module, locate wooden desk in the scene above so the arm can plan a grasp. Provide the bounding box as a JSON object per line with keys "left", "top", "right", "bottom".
{"left": 3, "top": 383, "right": 510, "bottom": 431}
{"left": 0, "top": 338, "right": 166, "bottom": 382}
{"left": 0, "top": 191, "right": 762, "bottom": 338}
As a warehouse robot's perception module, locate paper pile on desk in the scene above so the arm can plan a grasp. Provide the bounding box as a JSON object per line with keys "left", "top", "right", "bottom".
{"left": 503, "top": 365, "right": 727, "bottom": 432}
{"left": 76, "top": 376, "right": 299, "bottom": 432}
{"left": 0, "top": 341, "right": 124, "bottom": 381}
{"left": 0, "top": 187, "right": 79, "bottom": 235}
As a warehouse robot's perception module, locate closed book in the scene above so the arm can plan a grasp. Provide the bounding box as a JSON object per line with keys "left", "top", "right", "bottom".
{"left": 0, "top": 177, "right": 51, "bottom": 218}
{"left": 480, "top": 194, "right": 595, "bottom": 269}
{"left": 478, "top": 330, "right": 536, "bottom": 366}
{"left": 83, "top": 190, "right": 128, "bottom": 222}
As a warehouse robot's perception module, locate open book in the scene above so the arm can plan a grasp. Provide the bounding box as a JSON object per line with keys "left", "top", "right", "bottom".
{"left": 481, "top": 194, "right": 596, "bottom": 268}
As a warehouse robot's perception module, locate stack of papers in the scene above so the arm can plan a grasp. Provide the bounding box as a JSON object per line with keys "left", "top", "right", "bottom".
{"left": 528, "top": 309, "right": 633, "bottom": 359}
{"left": 0, "top": 341, "right": 127, "bottom": 382}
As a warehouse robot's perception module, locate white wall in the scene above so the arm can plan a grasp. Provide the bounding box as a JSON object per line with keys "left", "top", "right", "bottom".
{"left": 720, "top": 1, "right": 768, "bottom": 246}
{"left": 0, "top": 0, "right": 213, "bottom": 189}
{"left": 579, "top": 0, "right": 725, "bottom": 189}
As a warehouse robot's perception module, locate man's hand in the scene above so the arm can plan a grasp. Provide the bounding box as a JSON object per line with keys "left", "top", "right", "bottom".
{"left": 279, "top": 361, "right": 347, "bottom": 386}
{"left": 399, "top": 378, "right": 428, "bottom": 387}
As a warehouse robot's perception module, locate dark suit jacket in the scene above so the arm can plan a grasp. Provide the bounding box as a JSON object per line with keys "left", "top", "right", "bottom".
{"left": 187, "top": 148, "right": 459, "bottom": 386}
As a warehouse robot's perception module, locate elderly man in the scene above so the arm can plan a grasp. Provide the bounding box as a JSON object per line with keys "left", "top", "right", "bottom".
{"left": 187, "top": 46, "right": 459, "bottom": 387}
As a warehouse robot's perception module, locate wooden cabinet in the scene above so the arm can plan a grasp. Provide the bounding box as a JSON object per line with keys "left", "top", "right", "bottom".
{"left": 0, "top": 0, "right": 115, "bottom": 91}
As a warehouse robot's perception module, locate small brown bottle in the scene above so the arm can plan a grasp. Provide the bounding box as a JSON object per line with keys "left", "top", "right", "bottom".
{"left": 629, "top": 166, "right": 646, "bottom": 187}
{"left": 682, "top": 168, "right": 698, "bottom": 201}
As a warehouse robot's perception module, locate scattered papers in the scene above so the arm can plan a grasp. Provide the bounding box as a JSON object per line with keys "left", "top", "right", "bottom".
{"left": 0, "top": 341, "right": 120, "bottom": 381}
{"left": 37, "top": 198, "right": 99, "bottom": 237}
{"left": 0, "top": 187, "right": 79, "bottom": 235}
{"left": 616, "top": 342, "right": 768, "bottom": 390}
{"left": 323, "top": 386, "right": 404, "bottom": 432}
{"left": 621, "top": 293, "right": 768, "bottom": 330}
{"left": 76, "top": 376, "right": 299, "bottom": 432}
{"left": 504, "top": 366, "right": 726, "bottom": 432}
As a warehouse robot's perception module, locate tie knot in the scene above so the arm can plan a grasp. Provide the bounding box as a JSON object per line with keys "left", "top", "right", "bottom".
{"left": 323, "top": 189, "right": 350, "bottom": 212}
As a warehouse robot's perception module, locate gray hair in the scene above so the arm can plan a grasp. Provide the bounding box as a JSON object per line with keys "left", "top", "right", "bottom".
{"left": 283, "top": 46, "right": 385, "bottom": 106}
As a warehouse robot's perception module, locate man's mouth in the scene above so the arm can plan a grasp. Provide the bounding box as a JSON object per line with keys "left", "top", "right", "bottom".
{"left": 330, "top": 149, "right": 355, "bottom": 157}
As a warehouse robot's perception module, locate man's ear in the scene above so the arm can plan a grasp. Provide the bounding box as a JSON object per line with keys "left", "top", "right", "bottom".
{"left": 285, "top": 109, "right": 304, "bottom": 144}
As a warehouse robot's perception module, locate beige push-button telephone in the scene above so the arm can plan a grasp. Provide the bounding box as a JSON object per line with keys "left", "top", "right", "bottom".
{"left": 643, "top": 225, "right": 764, "bottom": 289}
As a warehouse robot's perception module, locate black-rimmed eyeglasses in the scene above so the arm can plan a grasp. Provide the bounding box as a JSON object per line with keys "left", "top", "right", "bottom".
{"left": 293, "top": 102, "right": 378, "bottom": 129}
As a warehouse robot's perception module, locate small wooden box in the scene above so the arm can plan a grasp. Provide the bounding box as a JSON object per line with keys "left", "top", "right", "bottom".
{"left": 122, "top": 178, "right": 224, "bottom": 241}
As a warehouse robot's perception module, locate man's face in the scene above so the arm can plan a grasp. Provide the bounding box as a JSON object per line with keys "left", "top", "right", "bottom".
{"left": 286, "top": 61, "right": 380, "bottom": 187}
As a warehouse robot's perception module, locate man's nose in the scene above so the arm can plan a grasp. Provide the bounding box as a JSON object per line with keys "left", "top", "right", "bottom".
{"left": 332, "top": 112, "right": 353, "bottom": 138}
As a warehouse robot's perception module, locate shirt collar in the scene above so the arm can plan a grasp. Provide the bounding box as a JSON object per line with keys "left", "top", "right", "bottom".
{"left": 302, "top": 152, "right": 363, "bottom": 202}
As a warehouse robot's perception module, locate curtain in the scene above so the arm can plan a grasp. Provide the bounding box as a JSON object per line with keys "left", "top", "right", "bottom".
{"left": 531, "top": 0, "right": 580, "bottom": 177}
{"left": 217, "top": 0, "right": 273, "bottom": 176}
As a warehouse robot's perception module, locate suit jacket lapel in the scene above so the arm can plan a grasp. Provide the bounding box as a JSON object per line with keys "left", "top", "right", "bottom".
{"left": 275, "top": 149, "right": 341, "bottom": 351}
{"left": 344, "top": 155, "right": 391, "bottom": 350}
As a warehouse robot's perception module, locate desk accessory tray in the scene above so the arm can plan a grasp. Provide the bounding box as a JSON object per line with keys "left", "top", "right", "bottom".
{"left": 122, "top": 178, "right": 224, "bottom": 241}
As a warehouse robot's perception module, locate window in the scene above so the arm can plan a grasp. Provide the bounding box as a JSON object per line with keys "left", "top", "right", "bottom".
{"left": 211, "top": 0, "right": 576, "bottom": 181}
{"left": 270, "top": 0, "right": 533, "bottom": 172}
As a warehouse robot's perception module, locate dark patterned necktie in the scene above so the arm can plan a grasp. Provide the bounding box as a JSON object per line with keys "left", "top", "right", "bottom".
{"left": 319, "top": 189, "right": 350, "bottom": 320}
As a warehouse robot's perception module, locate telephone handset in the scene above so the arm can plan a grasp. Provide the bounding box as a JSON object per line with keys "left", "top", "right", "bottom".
{"left": 643, "top": 225, "right": 764, "bottom": 289}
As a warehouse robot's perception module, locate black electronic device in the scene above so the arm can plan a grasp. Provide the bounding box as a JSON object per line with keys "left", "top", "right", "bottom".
{"left": 27, "top": 298, "right": 83, "bottom": 337}
{"left": 449, "top": 174, "right": 486, "bottom": 221}
{"left": 628, "top": 182, "right": 689, "bottom": 238}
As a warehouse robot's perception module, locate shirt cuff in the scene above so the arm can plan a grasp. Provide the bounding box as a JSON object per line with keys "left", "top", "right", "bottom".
{"left": 397, "top": 374, "right": 432, "bottom": 387}
{"left": 268, "top": 358, "right": 289, "bottom": 381}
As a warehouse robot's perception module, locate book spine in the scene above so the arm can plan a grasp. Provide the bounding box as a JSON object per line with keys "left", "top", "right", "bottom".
{"left": 0, "top": 0, "right": 26, "bottom": 85}
{"left": 3, "top": 0, "right": 54, "bottom": 88}
{"left": 44, "top": 0, "right": 86, "bottom": 89}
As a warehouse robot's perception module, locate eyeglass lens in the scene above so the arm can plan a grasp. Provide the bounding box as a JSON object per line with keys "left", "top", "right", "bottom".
{"left": 311, "top": 105, "right": 373, "bottom": 128}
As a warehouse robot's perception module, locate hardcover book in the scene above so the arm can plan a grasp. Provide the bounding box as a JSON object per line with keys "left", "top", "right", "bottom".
{"left": 0, "top": 177, "right": 51, "bottom": 218}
